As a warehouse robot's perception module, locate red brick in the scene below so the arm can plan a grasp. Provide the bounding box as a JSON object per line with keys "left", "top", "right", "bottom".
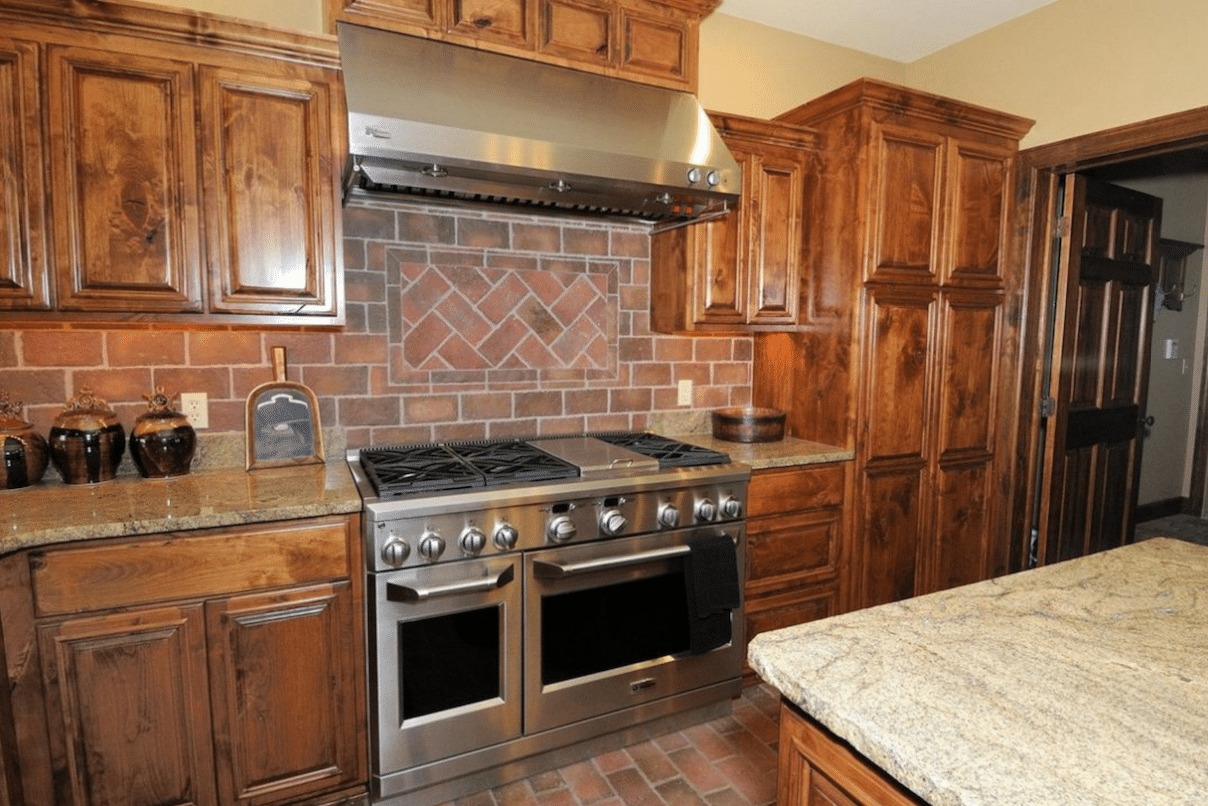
{"left": 604, "top": 768, "right": 661, "bottom": 806}
{"left": 108, "top": 331, "right": 188, "bottom": 367}
{"left": 21, "top": 331, "right": 105, "bottom": 367}
{"left": 188, "top": 332, "right": 262, "bottom": 367}
{"left": 403, "top": 394, "right": 458, "bottom": 423}
{"left": 400, "top": 210, "right": 455, "bottom": 244}
{"left": 343, "top": 205, "right": 396, "bottom": 239}
{"left": 70, "top": 369, "right": 153, "bottom": 409}
{"left": 563, "top": 227, "right": 609, "bottom": 256}
{"left": 338, "top": 396, "right": 400, "bottom": 427}
{"left": 513, "top": 222, "right": 561, "bottom": 253}
{"left": 627, "top": 742, "right": 679, "bottom": 784}
{"left": 302, "top": 365, "right": 370, "bottom": 397}
{"left": 655, "top": 778, "right": 712, "bottom": 806}
{"left": 560, "top": 760, "right": 615, "bottom": 804}
{"left": 668, "top": 745, "right": 731, "bottom": 795}
{"left": 458, "top": 217, "right": 510, "bottom": 249}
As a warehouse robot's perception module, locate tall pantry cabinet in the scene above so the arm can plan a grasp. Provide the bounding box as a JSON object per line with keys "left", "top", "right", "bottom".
{"left": 754, "top": 79, "right": 1033, "bottom": 611}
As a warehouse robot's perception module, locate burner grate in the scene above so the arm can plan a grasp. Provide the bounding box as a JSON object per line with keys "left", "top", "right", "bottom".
{"left": 587, "top": 432, "right": 730, "bottom": 468}
{"left": 360, "top": 439, "right": 579, "bottom": 496}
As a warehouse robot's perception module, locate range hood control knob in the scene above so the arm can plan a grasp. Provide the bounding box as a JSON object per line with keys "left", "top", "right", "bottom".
{"left": 418, "top": 532, "right": 446, "bottom": 561}
{"left": 706, "top": 170, "right": 720, "bottom": 187}
{"left": 658, "top": 503, "right": 680, "bottom": 528}
{"left": 548, "top": 515, "right": 577, "bottom": 543}
{"left": 600, "top": 509, "right": 627, "bottom": 536}
{"left": 493, "top": 523, "right": 519, "bottom": 550}
{"left": 686, "top": 167, "right": 701, "bottom": 185}
{"left": 721, "top": 497, "right": 743, "bottom": 519}
{"left": 381, "top": 537, "right": 410, "bottom": 567}
{"left": 460, "top": 527, "right": 487, "bottom": 556}
{"left": 696, "top": 498, "right": 717, "bottom": 522}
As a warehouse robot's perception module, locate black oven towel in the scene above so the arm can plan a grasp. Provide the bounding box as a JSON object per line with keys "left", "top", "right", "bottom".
{"left": 684, "top": 534, "right": 740, "bottom": 654}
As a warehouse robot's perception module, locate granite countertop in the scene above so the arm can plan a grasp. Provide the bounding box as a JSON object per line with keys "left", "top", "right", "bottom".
{"left": 1, "top": 460, "right": 361, "bottom": 556}
{"left": 748, "top": 538, "right": 1208, "bottom": 806}
{"left": 668, "top": 433, "right": 853, "bottom": 470}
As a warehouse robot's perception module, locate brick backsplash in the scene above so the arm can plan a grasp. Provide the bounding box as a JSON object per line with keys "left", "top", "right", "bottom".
{"left": 0, "top": 200, "right": 752, "bottom": 456}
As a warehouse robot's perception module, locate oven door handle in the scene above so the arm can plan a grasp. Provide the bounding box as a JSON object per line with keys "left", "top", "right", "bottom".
{"left": 532, "top": 545, "right": 691, "bottom": 578}
{"left": 387, "top": 564, "right": 515, "bottom": 602}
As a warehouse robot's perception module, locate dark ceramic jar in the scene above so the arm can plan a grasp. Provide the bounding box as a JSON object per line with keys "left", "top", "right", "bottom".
{"left": 0, "top": 391, "right": 49, "bottom": 490}
{"left": 49, "top": 388, "right": 125, "bottom": 485}
{"left": 130, "top": 387, "right": 196, "bottom": 478}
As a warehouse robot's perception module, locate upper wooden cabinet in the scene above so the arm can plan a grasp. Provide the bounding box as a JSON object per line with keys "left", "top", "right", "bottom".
{"left": 327, "top": 0, "right": 715, "bottom": 91}
{"left": 651, "top": 113, "right": 817, "bottom": 333}
{"left": 753, "top": 80, "right": 1032, "bottom": 611}
{"left": 0, "top": 1, "right": 344, "bottom": 326}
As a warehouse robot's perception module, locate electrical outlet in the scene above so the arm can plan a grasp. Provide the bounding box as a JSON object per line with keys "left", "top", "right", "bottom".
{"left": 180, "top": 392, "right": 208, "bottom": 429}
{"left": 677, "top": 380, "right": 693, "bottom": 406}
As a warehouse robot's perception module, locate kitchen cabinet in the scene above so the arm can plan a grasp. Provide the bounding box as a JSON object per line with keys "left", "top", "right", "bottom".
{"left": 753, "top": 80, "right": 1032, "bottom": 610}
{"left": 4, "top": 514, "right": 367, "bottom": 806}
{"left": 777, "top": 699, "right": 926, "bottom": 806}
{"left": 326, "top": 0, "right": 713, "bottom": 92}
{"left": 0, "top": 1, "right": 344, "bottom": 325}
{"left": 651, "top": 112, "right": 817, "bottom": 333}
{"left": 742, "top": 462, "right": 846, "bottom": 682}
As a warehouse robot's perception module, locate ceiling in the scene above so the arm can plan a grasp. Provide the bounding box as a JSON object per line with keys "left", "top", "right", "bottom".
{"left": 717, "top": 0, "right": 1060, "bottom": 63}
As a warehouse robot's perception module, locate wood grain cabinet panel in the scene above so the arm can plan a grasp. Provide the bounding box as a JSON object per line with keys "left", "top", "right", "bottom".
{"left": 0, "top": 36, "right": 50, "bottom": 310}
{"left": 651, "top": 113, "right": 816, "bottom": 333}
{"left": 618, "top": 4, "right": 687, "bottom": 84}
{"left": 759, "top": 80, "right": 1031, "bottom": 612}
{"left": 452, "top": 0, "right": 533, "bottom": 47}
{"left": 46, "top": 44, "right": 203, "bottom": 313}
{"left": 329, "top": 0, "right": 444, "bottom": 32}
{"left": 38, "top": 605, "right": 219, "bottom": 806}
{"left": 201, "top": 66, "right": 340, "bottom": 318}
{"left": 538, "top": 0, "right": 613, "bottom": 64}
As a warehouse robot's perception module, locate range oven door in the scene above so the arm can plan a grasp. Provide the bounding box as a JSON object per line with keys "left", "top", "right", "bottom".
{"left": 523, "top": 526, "right": 745, "bottom": 734}
{"left": 370, "top": 555, "right": 523, "bottom": 773}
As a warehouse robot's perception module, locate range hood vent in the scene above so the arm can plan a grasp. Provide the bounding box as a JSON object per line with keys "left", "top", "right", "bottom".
{"left": 337, "top": 23, "right": 741, "bottom": 226}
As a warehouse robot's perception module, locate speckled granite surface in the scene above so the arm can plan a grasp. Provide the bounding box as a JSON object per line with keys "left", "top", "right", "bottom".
{"left": 1, "top": 460, "right": 360, "bottom": 555}
{"left": 667, "top": 433, "right": 852, "bottom": 470}
{"left": 748, "top": 538, "right": 1208, "bottom": 806}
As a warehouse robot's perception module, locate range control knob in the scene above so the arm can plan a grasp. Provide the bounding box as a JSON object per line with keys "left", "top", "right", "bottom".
{"left": 721, "top": 497, "right": 743, "bottom": 519}
{"left": 493, "top": 523, "right": 519, "bottom": 551}
{"left": 696, "top": 498, "right": 717, "bottom": 522}
{"left": 600, "top": 508, "right": 627, "bottom": 536}
{"left": 459, "top": 527, "right": 487, "bottom": 556}
{"left": 658, "top": 503, "right": 680, "bottom": 528}
{"left": 706, "top": 170, "right": 720, "bottom": 187}
{"left": 686, "top": 167, "right": 702, "bottom": 185}
{"left": 548, "top": 515, "right": 577, "bottom": 543}
{"left": 417, "top": 531, "right": 446, "bottom": 562}
{"left": 381, "top": 537, "right": 410, "bottom": 567}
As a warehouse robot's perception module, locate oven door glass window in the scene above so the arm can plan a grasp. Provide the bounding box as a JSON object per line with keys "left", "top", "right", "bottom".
{"left": 541, "top": 573, "right": 689, "bottom": 684}
{"left": 401, "top": 606, "right": 500, "bottom": 717}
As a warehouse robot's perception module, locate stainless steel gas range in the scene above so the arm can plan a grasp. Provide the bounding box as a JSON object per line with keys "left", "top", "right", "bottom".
{"left": 345, "top": 432, "right": 750, "bottom": 805}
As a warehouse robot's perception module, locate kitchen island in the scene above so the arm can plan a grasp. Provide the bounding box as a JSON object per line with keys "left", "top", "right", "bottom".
{"left": 748, "top": 537, "right": 1208, "bottom": 806}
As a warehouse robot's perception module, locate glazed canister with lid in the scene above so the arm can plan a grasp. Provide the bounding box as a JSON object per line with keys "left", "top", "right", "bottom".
{"left": 0, "top": 391, "right": 49, "bottom": 490}
{"left": 129, "top": 386, "right": 196, "bottom": 478}
{"left": 49, "top": 388, "right": 125, "bottom": 484}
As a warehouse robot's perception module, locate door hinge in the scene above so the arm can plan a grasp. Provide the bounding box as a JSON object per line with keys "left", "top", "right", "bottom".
{"left": 1040, "top": 397, "right": 1056, "bottom": 418}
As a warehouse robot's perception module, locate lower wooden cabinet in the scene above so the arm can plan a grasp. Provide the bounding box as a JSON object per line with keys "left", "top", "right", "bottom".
{"left": 8, "top": 515, "right": 368, "bottom": 806}
{"left": 744, "top": 462, "right": 847, "bottom": 682}
{"left": 777, "top": 699, "right": 925, "bottom": 806}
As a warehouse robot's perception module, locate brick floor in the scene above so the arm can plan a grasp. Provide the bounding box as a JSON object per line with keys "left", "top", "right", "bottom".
{"left": 442, "top": 685, "right": 781, "bottom": 806}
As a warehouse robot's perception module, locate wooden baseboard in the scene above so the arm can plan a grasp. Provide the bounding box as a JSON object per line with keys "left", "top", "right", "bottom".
{"left": 1135, "top": 497, "right": 1188, "bottom": 523}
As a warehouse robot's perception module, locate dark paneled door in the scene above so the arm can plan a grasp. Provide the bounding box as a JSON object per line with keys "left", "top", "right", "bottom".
{"left": 1037, "top": 175, "right": 1161, "bottom": 563}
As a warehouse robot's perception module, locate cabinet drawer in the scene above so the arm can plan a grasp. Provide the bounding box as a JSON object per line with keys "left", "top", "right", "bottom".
{"left": 745, "top": 585, "right": 838, "bottom": 643}
{"left": 30, "top": 516, "right": 353, "bottom": 617}
{"left": 749, "top": 463, "right": 845, "bottom": 518}
{"left": 747, "top": 509, "right": 840, "bottom": 594}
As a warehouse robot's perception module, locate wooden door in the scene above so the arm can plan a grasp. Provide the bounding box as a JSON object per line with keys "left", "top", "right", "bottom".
{"left": 1037, "top": 175, "right": 1159, "bottom": 564}
{"left": 538, "top": 0, "right": 614, "bottom": 66}
{"left": 207, "top": 581, "right": 362, "bottom": 806}
{"left": 746, "top": 143, "right": 806, "bottom": 326}
{"left": 38, "top": 606, "right": 218, "bottom": 806}
{"left": 0, "top": 36, "right": 50, "bottom": 310}
{"left": 46, "top": 44, "right": 203, "bottom": 312}
{"left": 200, "top": 65, "right": 340, "bottom": 318}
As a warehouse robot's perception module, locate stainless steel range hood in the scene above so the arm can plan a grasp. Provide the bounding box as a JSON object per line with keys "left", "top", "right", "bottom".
{"left": 337, "top": 23, "right": 740, "bottom": 226}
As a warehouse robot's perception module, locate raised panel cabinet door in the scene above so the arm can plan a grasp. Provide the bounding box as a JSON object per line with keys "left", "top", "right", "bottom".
{"left": 200, "top": 66, "right": 340, "bottom": 318}
{"left": 944, "top": 142, "right": 1012, "bottom": 287}
{"left": 452, "top": 0, "right": 533, "bottom": 47}
{"left": 207, "top": 581, "right": 362, "bottom": 806}
{"left": 0, "top": 37, "right": 50, "bottom": 310}
{"left": 868, "top": 124, "right": 944, "bottom": 284}
{"left": 46, "top": 44, "right": 203, "bottom": 312}
{"left": 538, "top": 0, "right": 613, "bottom": 65}
{"left": 746, "top": 145, "right": 807, "bottom": 326}
{"left": 37, "top": 605, "right": 218, "bottom": 806}
{"left": 689, "top": 145, "right": 749, "bottom": 326}
{"left": 327, "top": 0, "right": 444, "bottom": 31}
{"left": 618, "top": 3, "right": 690, "bottom": 88}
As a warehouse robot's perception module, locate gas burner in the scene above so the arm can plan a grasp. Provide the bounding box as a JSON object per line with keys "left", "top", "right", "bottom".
{"left": 360, "top": 440, "right": 579, "bottom": 497}
{"left": 587, "top": 431, "right": 730, "bottom": 468}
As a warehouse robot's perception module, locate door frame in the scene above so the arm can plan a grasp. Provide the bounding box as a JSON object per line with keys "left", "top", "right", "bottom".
{"left": 1010, "top": 105, "right": 1208, "bottom": 570}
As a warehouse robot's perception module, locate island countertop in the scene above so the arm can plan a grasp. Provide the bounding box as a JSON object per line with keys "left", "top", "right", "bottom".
{"left": 747, "top": 537, "right": 1208, "bottom": 806}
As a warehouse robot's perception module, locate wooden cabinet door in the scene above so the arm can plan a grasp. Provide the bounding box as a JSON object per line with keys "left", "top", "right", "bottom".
{"left": 330, "top": 0, "right": 444, "bottom": 30}
{"left": 689, "top": 144, "right": 748, "bottom": 327}
{"left": 452, "top": 0, "right": 534, "bottom": 47}
{"left": 200, "top": 66, "right": 340, "bottom": 318}
{"left": 538, "top": 0, "right": 613, "bottom": 65}
{"left": 746, "top": 143, "right": 807, "bottom": 326}
{"left": 618, "top": 2, "right": 689, "bottom": 86}
{"left": 207, "top": 582, "right": 362, "bottom": 806}
{"left": 867, "top": 124, "right": 944, "bottom": 285}
{"left": 0, "top": 36, "right": 50, "bottom": 310}
{"left": 46, "top": 44, "right": 203, "bottom": 312}
{"left": 38, "top": 605, "right": 218, "bottom": 806}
